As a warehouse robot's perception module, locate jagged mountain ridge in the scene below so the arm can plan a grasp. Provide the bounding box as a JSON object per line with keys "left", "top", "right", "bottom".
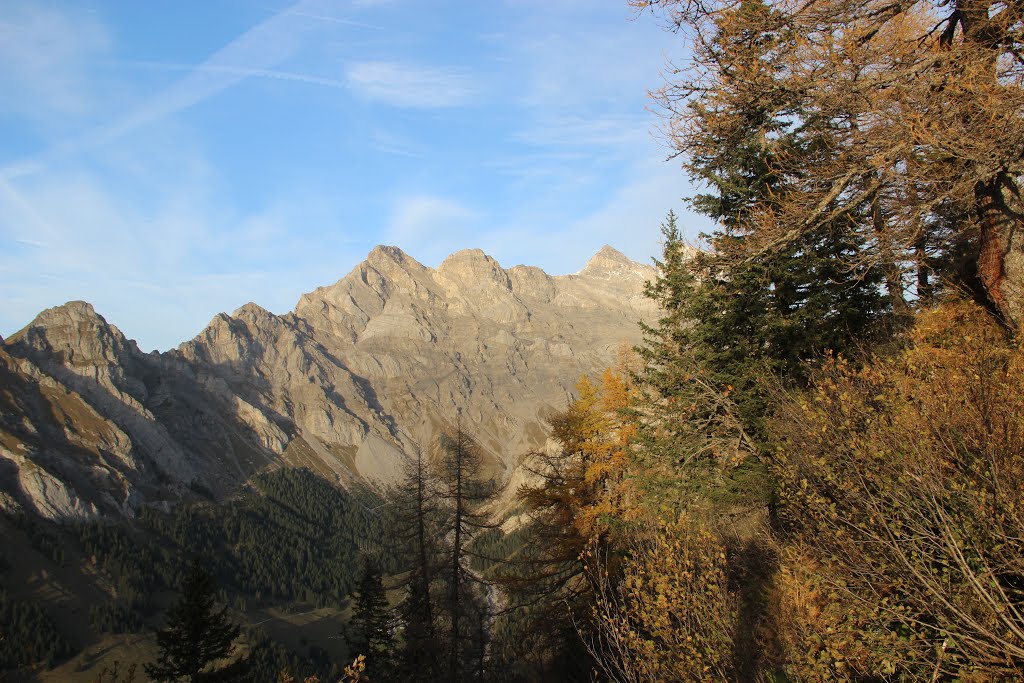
{"left": 0, "top": 245, "right": 656, "bottom": 520}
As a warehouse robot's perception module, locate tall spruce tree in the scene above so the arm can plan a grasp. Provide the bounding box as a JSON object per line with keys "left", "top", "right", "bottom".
{"left": 688, "top": 1, "right": 886, "bottom": 415}
{"left": 637, "top": 0, "right": 888, "bottom": 470}
{"left": 347, "top": 556, "right": 394, "bottom": 679}
{"left": 636, "top": 205, "right": 886, "bottom": 508}
{"left": 634, "top": 212, "right": 762, "bottom": 509}
{"left": 145, "top": 559, "right": 244, "bottom": 683}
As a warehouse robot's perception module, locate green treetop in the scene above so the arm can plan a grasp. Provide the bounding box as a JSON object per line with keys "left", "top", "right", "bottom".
{"left": 144, "top": 559, "right": 244, "bottom": 683}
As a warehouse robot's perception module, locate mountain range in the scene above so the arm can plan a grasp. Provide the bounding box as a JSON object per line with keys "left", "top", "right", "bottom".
{"left": 0, "top": 245, "right": 656, "bottom": 521}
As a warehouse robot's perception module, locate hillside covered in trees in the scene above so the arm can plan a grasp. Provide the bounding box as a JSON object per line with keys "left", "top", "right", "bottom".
{"left": 0, "top": 468, "right": 394, "bottom": 681}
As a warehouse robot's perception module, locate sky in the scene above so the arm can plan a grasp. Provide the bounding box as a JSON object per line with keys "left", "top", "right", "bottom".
{"left": 0, "top": 0, "right": 712, "bottom": 352}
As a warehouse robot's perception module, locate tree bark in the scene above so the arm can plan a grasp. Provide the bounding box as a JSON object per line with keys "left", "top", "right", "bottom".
{"left": 976, "top": 178, "right": 1024, "bottom": 331}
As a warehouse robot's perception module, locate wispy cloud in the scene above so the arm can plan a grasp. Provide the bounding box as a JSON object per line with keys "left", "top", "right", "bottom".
{"left": 350, "top": 0, "right": 395, "bottom": 8}
{"left": 119, "top": 60, "right": 352, "bottom": 92}
{"left": 346, "top": 61, "right": 475, "bottom": 108}
{"left": 516, "top": 114, "right": 652, "bottom": 149}
{"left": 369, "top": 128, "right": 423, "bottom": 157}
{"left": 0, "top": 1, "right": 110, "bottom": 121}
{"left": 0, "top": 176, "right": 57, "bottom": 237}
{"left": 287, "top": 9, "right": 382, "bottom": 30}
{"left": 1, "top": 0, "right": 332, "bottom": 180}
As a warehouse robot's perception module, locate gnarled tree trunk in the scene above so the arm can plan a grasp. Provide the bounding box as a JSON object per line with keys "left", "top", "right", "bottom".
{"left": 975, "top": 176, "right": 1024, "bottom": 333}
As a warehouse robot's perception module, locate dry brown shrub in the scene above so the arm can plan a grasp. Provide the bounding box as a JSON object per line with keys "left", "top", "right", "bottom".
{"left": 585, "top": 514, "right": 738, "bottom": 683}
{"left": 771, "top": 300, "right": 1024, "bottom": 680}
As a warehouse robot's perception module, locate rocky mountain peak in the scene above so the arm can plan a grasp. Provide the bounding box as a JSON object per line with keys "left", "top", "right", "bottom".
{"left": 7, "top": 300, "right": 137, "bottom": 367}
{"left": 437, "top": 248, "right": 512, "bottom": 291}
{"left": 65, "top": 299, "right": 100, "bottom": 315}
{"left": 363, "top": 245, "right": 434, "bottom": 284}
{"left": 441, "top": 247, "right": 489, "bottom": 263}
{"left": 597, "top": 243, "right": 630, "bottom": 260}
{"left": 231, "top": 302, "right": 280, "bottom": 327}
{"left": 580, "top": 245, "right": 637, "bottom": 276}
{"left": 27, "top": 300, "right": 105, "bottom": 328}
{"left": 367, "top": 244, "right": 411, "bottom": 268}
{"left": 508, "top": 265, "right": 556, "bottom": 301}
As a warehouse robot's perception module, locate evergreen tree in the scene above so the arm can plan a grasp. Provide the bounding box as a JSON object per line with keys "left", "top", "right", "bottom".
{"left": 663, "top": 0, "right": 889, "bottom": 430}
{"left": 393, "top": 447, "right": 442, "bottom": 681}
{"left": 633, "top": 3, "right": 889, "bottom": 506}
{"left": 145, "top": 559, "right": 244, "bottom": 683}
{"left": 347, "top": 556, "right": 394, "bottom": 679}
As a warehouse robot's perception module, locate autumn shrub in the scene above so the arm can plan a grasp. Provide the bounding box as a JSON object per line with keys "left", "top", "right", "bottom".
{"left": 771, "top": 300, "right": 1024, "bottom": 681}
{"left": 586, "top": 513, "right": 737, "bottom": 683}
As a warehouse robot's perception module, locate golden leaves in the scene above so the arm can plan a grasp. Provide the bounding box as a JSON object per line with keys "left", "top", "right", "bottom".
{"left": 769, "top": 300, "right": 1024, "bottom": 679}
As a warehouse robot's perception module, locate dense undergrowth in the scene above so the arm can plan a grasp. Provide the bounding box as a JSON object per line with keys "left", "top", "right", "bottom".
{"left": 769, "top": 302, "right": 1024, "bottom": 680}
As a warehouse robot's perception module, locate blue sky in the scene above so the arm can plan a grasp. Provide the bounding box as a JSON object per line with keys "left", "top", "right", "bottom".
{"left": 0, "top": 0, "right": 710, "bottom": 351}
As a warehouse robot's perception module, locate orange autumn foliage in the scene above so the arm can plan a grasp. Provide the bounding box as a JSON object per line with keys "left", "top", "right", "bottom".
{"left": 506, "top": 368, "right": 638, "bottom": 636}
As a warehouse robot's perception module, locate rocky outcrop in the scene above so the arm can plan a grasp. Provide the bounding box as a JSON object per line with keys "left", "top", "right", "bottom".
{"left": 0, "top": 245, "right": 656, "bottom": 518}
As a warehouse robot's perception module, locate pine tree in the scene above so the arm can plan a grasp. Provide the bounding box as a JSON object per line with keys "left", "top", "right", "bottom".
{"left": 633, "top": 3, "right": 889, "bottom": 504}
{"left": 668, "top": 0, "right": 889, "bottom": 429}
{"left": 632, "top": 213, "right": 755, "bottom": 510}
{"left": 144, "top": 559, "right": 244, "bottom": 683}
{"left": 347, "top": 556, "right": 394, "bottom": 679}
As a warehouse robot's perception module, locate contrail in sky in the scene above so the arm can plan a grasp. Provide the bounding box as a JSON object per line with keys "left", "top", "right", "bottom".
{"left": 0, "top": 0, "right": 348, "bottom": 181}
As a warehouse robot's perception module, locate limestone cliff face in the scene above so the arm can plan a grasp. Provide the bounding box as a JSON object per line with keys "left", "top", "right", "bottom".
{"left": 0, "top": 302, "right": 285, "bottom": 520}
{"left": 0, "top": 246, "right": 655, "bottom": 518}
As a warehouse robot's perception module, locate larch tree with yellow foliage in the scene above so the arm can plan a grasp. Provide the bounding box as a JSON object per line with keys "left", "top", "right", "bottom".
{"left": 497, "top": 369, "right": 635, "bottom": 675}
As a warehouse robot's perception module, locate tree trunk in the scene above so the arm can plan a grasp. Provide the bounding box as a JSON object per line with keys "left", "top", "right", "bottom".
{"left": 962, "top": 1, "right": 1024, "bottom": 331}
{"left": 975, "top": 178, "right": 1024, "bottom": 331}
{"left": 450, "top": 427, "right": 464, "bottom": 682}
{"left": 872, "top": 188, "right": 910, "bottom": 314}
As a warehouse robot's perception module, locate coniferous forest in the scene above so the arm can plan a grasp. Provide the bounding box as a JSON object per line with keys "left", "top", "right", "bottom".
{"left": 4, "top": 0, "right": 1024, "bottom": 680}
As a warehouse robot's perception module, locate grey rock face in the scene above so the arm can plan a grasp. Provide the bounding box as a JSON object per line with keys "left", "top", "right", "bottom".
{"left": 0, "top": 245, "right": 655, "bottom": 518}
